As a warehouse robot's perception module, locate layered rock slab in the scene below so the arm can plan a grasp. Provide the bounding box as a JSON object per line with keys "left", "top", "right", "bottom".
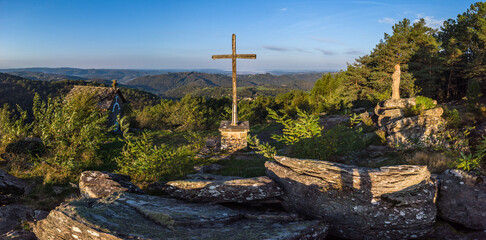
{"left": 161, "top": 176, "right": 283, "bottom": 203}
{"left": 79, "top": 171, "right": 143, "bottom": 198}
{"left": 437, "top": 169, "right": 486, "bottom": 230}
{"left": 373, "top": 97, "right": 445, "bottom": 148}
{"left": 266, "top": 156, "right": 437, "bottom": 240}
{"left": 34, "top": 192, "right": 328, "bottom": 240}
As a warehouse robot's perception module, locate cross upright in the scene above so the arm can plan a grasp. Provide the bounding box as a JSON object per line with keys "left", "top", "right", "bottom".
{"left": 212, "top": 34, "right": 256, "bottom": 126}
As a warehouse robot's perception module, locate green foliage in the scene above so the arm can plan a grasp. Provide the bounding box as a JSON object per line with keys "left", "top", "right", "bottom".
{"left": 443, "top": 107, "right": 461, "bottom": 128}
{"left": 415, "top": 96, "right": 437, "bottom": 110}
{"left": 0, "top": 104, "right": 31, "bottom": 145}
{"left": 456, "top": 136, "right": 486, "bottom": 172}
{"left": 134, "top": 95, "right": 230, "bottom": 131}
{"left": 115, "top": 130, "right": 197, "bottom": 182}
{"left": 406, "top": 96, "right": 437, "bottom": 116}
{"left": 268, "top": 108, "right": 322, "bottom": 145}
{"left": 0, "top": 92, "right": 110, "bottom": 183}
{"left": 433, "top": 127, "right": 473, "bottom": 154}
{"left": 275, "top": 90, "right": 312, "bottom": 117}
{"left": 31, "top": 93, "right": 109, "bottom": 175}
{"left": 456, "top": 152, "right": 481, "bottom": 172}
{"left": 311, "top": 73, "right": 352, "bottom": 112}
{"left": 323, "top": 125, "right": 369, "bottom": 156}
{"left": 349, "top": 113, "right": 362, "bottom": 127}
{"left": 239, "top": 96, "right": 279, "bottom": 124}
{"left": 247, "top": 134, "right": 276, "bottom": 159}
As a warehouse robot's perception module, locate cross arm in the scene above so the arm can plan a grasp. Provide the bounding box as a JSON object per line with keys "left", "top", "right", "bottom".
{"left": 212, "top": 54, "right": 257, "bottom": 59}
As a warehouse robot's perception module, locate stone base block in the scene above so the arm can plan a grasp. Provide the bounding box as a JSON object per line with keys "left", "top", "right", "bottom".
{"left": 219, "top": 121, "right": 249, "bottom": 152}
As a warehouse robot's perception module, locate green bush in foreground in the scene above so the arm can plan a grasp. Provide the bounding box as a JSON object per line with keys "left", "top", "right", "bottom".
{"left": 0, "top": 92, "right": 110, "bottom": 183}
{"left": 32, "top": 93, "right": 109, "bottom": 173}
{"left": 115, "top": 120, "right": 198, "bottom": 182}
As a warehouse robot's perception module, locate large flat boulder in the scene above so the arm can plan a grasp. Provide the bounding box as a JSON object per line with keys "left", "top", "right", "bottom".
{"left": 437, "top": 169, "right": 486, "bottom": 230}
{"left": 266, "top": 156, "right": 437, "bottom": 240}
{"left": 161, "top": 176, "right": 283, "bottom": 203}
{"left": 34, "top": 192, "right": 329, "bottom": 240}
{"left": 79, "top": 171, "right": 144, "bottom": 198}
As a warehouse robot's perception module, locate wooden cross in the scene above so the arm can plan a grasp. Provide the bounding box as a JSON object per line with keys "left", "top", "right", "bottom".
{"left": 212, "top": 34, "right": 256, "bottom": 126}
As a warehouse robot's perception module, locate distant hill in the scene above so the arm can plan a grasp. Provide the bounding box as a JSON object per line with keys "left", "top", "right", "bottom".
{"left": 7, "top": 71, "right": 88, "bottom": 81}
{"left": 127, "top": 72, "right": 325, "bottom": 98}
{"left": 0, "top": 73, "right": 158, "bottom": 112}
{"left": 0, "top": 68, "right": 228, "bottom": 83}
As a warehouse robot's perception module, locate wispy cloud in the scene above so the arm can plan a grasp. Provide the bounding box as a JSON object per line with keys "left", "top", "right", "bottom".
{"left": 345, "top": 49, "right": 364, "bottom": 55}
{"left": 414, "top": 14, "right": 444, "bottom": 29}
{"left": 295, "top": 48, "right": 311, "bottom": 53}
{"left": 263, "top": 46, "right": 291, "bottom": 51}
{"left": 315, "top": 48, "right": 335, "bottom": 56}
{"left": 312, "top": 36, "right": 345, "bottom": 45}
{"left": 279, "top": 8, "right": 287, "bottom": 12}
{"left": 378, "top": 17, "right": 396, "bottom": 25}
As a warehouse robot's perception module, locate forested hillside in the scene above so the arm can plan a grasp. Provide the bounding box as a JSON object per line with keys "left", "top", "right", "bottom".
{"left": 0, "top": 73, "right": 158, "bottom": 111}
{"left": 0, "top": 68, "right": 166, "bottom": 83}
{"left": 127, "top": 72, "right": 323, "bottom": 98}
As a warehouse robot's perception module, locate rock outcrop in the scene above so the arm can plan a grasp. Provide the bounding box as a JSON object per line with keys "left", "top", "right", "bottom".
{"left": 34, "top": 192, "right": 329, "bottom": 240}
{"left": 266, "top": 156, "right": 437, "bottom": 240}
{"left": 0, "top": 204, "right": 34, "bottom": 235}
{"left": 374, "top": 98, "right": 445, "bottom": 148}
{"left": 161, "top": 176, "right": 283, "bottom": 203}
{"left": 437, "top": 169, "right": 486, "bottom": 230}
{"left": 79, "top": 171, "right": 144, "bottom": 198}
{"left": 0, "top": 169, "right": 28, "bottom": 195}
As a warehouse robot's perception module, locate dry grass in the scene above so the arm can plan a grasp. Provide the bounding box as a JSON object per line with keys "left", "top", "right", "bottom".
{"left": 405, "top": 151, "right": 454, "bottom": 174}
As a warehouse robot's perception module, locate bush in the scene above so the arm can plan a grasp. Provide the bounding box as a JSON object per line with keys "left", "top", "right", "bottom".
{"left": 249, "top": 107, "right": 371, "bottom": 161}
{"left": 443, "top": 107, "right": 461, "bottom": 128}
{"left": 0, "top": 104, "right": 31, "bottom": 146}
{"left": 31, "top": 93, "right": 109, "bottom": 174}
{"left": 115, "top": 131, "right": 197, "bottom": 182}
{"left": 406, "top": 96, "right": 436, "bottom": 116}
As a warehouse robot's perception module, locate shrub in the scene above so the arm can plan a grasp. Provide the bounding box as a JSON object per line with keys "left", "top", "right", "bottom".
{"left": 443, "top": 107, "right": 461, "bottom": 128}
{"left": 268, "top": 108, "right": 322, "bottom": 145}
{"left": 415, "top": 96, "right": 436, "bottom": 110}
{"left": 115, "top": 131, "right": 197, "bottom": 182}
{"left": 247, "top": 134, "right": 277, "bottom": 159}
{"left": 406, "top": 96, "right": 436, "bottom": 116}
{"left": 31, "top": 93, "right": 109, "bottom": 181}
{"left": 0, "top": 104, "right": 31, "bottom": 146}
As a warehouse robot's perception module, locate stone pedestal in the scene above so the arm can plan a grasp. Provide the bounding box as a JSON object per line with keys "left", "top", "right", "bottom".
{"left": 219, "top": 121, "right": 249, "bottom": 152}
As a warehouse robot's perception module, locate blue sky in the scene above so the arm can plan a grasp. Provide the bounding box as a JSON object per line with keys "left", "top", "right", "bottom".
{"left": 0, "top": 0, "right": 478, "bottom": 72}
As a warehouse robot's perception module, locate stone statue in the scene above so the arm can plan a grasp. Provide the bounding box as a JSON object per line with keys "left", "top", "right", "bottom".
{"left": 391, "top": 64, "right": 401, "bottom": 100}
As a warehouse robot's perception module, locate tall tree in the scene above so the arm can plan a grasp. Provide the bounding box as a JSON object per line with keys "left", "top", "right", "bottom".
{"left": 342, "top": 18, "right": 437, "bottom": 103}
{"left": 439, "top": 2, "right": 486, "bottom": 99}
